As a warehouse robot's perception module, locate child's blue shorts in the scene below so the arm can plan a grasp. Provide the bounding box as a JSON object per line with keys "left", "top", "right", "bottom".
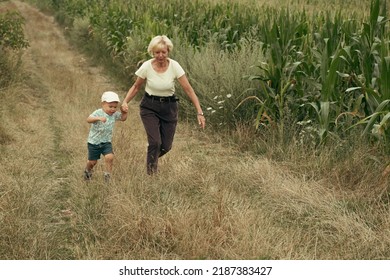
{"left": 87, "top": 142, "right": 113, "bottom": 161}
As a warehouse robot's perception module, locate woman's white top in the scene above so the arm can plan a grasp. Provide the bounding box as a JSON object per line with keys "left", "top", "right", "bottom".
{"left": 135, "top": 58, "right": 185, "bottom": 97}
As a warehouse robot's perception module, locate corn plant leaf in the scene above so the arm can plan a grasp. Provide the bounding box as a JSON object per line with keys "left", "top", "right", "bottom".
{"left": 254, "top": 105, "right": 266, "bottom": 129}
{"left": 345, "top": 87, "right": 362, "bottom": 93}
{"left": 369, "top": 0, "right": 380, "bottom": 41}
{"left": 379, "top": 112, "right": 390, "bottom": 129}
{"left": 337, "top": 71, "right": 350, "bottom": 78}
{"left": 322, "top": 45, "right": 343, "bottom": 102}
{"left": 380, "top": 54, "right": 390, "bottom": 100}
{"left": 362, "top": 99, "right": 390, "bottom": 135}
{"left": 352, "top": 94, "right": 365, "bottom": 113}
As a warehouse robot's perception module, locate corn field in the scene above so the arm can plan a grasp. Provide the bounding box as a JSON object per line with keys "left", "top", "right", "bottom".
{"left": 27, "top": 0, "right": 390, "bottom": 150}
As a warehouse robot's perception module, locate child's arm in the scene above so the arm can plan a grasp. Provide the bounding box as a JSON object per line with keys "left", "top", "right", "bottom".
{"left": 87, "top": 116, "right": 107, "bottom": 123}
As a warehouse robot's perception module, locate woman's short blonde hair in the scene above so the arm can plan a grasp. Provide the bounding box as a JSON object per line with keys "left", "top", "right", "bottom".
{"left": 147, "top": 35, "right": 173, "bottom": 57}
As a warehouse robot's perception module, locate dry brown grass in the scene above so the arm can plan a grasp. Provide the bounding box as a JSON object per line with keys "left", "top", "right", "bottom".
{"left": 0, "top": 0, "right": 389, "bottom": 260}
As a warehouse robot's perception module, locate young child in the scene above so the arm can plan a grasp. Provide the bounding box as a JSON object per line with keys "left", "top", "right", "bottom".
{"left": 84, "top": 91, "right": 127, "bottom": 182}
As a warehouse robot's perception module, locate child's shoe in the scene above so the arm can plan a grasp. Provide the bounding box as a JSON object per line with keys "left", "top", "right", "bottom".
{"left": 84, "top": 169, "right": 92, "bottom": 180}
{"left": 104, "top": 172, "right": 111, "bottom": 183}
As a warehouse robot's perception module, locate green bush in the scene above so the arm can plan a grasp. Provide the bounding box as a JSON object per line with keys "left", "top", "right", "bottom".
{"left": 0, "top": 10, "right": 29, "bottom": 88}
{"left": 0, "top": 11, "right": 29, "bottom": 50}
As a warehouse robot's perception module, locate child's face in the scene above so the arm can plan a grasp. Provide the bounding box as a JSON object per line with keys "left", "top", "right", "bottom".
{"left": 102, "top": 101, "right": 118, "bottom": 115}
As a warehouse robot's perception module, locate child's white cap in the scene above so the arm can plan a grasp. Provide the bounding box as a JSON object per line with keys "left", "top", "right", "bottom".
{"left": 101, "top": 91, "right": 120, "bottom": 102}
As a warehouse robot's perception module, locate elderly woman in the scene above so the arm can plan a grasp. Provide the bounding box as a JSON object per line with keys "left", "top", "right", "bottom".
{"left": 121, "top": 35, "right": 206, "bottom": 175}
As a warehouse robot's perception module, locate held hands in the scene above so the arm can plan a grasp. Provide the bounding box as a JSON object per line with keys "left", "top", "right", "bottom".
{"left": 121, "top": 103, "right": 129, "bottom": 113}
{"left": 100, "top": 116, "right": 107, "bottom": 123}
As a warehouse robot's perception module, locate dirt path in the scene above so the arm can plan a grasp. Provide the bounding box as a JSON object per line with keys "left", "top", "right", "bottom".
{"left": 3, "top": 0, "right": 145, "bottom": 258}
{"left": 5, "top": 0, "right": 128, "bottom": 258}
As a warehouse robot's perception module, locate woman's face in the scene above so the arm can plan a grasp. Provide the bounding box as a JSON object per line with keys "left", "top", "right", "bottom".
{"left": 153, "top": 45, "right": 169, "bottom": 62}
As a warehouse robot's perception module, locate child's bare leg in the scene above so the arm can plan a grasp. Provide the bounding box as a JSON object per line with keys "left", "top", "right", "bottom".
{"left": 84, "top": 160, "right": 97, "bottom": 180}
{"left": 86, "top": 160, "right": 97, "bottom": 171}
{"left": 104, "top": 153, "right": 114, "bottom": 174}
{"left": 103, "top": 153, "right": 114, "bottom": 182}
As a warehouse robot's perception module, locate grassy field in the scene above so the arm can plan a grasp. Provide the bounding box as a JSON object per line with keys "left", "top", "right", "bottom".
{"left": 0, "top": 0, "right": 390, "bottom": 260}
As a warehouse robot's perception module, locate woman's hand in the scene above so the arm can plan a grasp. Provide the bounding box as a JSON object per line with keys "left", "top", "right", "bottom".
{"left": 197, "top": 114, "right": 206, "bottom": 129}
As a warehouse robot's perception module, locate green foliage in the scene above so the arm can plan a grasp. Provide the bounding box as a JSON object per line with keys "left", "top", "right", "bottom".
{"left": 241, "top": 0, "right": 389, "bottom": 147}
{"left": 0, "top": 11, "right": 29, "bottom": 50}
{"left": 30, "top": 0, "right": 390, "bottom": 150}
{"left": 0, "top": 10, "right": 29, "bottom": 88}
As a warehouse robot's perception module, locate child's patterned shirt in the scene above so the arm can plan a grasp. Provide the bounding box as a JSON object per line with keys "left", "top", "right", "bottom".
{"left": 87, "top": 109, "right": 122, "bottom": 144}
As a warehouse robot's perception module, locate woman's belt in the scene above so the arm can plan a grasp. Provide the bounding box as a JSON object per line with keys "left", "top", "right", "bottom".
{"left": 144, "top": 92, "right": 179, "bottom": 102}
